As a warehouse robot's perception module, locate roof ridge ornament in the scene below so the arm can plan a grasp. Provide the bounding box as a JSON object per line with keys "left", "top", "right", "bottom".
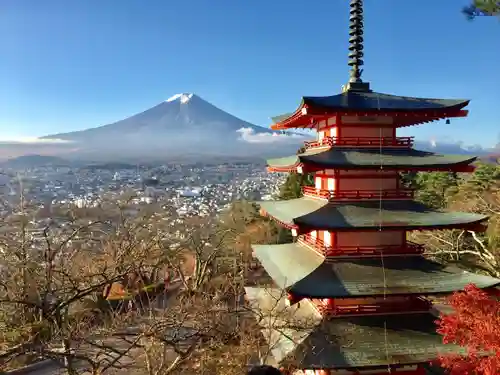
{"left": 346, "top": 0, "right": 371, "bottom": 92}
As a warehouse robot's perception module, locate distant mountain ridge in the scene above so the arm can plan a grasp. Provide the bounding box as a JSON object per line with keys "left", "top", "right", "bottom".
{"left": 1, "top": 154, "right": 70, "bottom": 168}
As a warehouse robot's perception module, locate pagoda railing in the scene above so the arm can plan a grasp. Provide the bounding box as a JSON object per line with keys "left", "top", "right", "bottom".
{"left": 312, "top": 296, "right": 432, "bottom": 317}
{"left": 304, "top": 136, "right": 414, "bottom": 149}
{"left": 299, "top": 235, "right": 425, "bottom": 257}
{"left": 302, "top": 186, "right": 414, "bottom": 200}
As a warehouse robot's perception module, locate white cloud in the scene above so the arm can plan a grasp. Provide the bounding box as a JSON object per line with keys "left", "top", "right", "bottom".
{"left": 0, "top": 137, "right": 74, "bottom": 144}
{"left": 236, "top": 127, "right": 308, "bottom": 144}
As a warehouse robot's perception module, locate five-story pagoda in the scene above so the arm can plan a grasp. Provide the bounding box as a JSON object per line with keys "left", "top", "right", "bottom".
{"left": 244, "top": 1, "right": 500, "bottom": 374}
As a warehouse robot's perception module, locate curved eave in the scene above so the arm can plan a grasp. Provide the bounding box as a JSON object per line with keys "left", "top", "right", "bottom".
{"left": 258, "top": 198, "right": 489, "bottom": 232}
{"left": 302, "top": 95, "right": 470, "bottom": 113}
{"left": 270, "top": 94, "right": 470, "bottom": 130}
{"left": 266, "top": 150, "right": 478, "bottom": 173}
{"left": 271, "top": 110, "right": 469, "bottom": 130}
{"left": 299, "top": 150, "right": 478, "bottom": 171}
{"left": 266, "top": 156, "right": 301, "bottom": 173}
{"left": 251, "top": 242, "right": 500, "bottom": 299}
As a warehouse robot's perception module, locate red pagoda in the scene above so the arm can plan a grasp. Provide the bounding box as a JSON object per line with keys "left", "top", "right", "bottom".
{"left": 244, "top": 1, "right": 500, "bottom": 374}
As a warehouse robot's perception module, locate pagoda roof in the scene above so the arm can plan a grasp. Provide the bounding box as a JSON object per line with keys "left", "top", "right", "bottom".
{"left": 258, "top": 197, "right": 488, "bottom": 231}
{"left": 271, "top": 91, "right": 469, "bottom": 129}
{"left": 251, "top": 242, "right": 500, "bottom": 298}
{"left": 245, "top": 287, "right": 467, "bottom": 369}
{"left": 266, "top": 147, "right": 476, "bottom": 172}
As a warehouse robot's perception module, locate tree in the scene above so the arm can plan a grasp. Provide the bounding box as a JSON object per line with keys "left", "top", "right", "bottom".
{"left": 414, "top": 172, "right": 459, "bottom": 209}
{"left": 0, "top": 189, "right": 255, "bottom": 374}
{"left": 467, "top": 162, "right": 500, "bottom": 191}
{"left": 411, "top": 180, "right": 500, "bottom": 277}
{"left": 0, "top": 193, "right": 171, "bottom": 374}
{"left": 278, "top": 173, "right": 314, "bottom": 201}
{"left": 463, "top": 0, "right": 500, "bottom": 19}
{"left": 436, "top": 284, "right": 500, "bottom": 375}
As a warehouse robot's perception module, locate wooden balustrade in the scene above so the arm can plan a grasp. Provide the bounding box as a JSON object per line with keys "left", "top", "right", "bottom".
{"left": 313, "top": 296, "right": 432, "bottom": 317}
{"left": 302, "top": 186, "right": 414, "bottom": 200}
{"left": 299, "top": 235, "right": 424, "bottom": 257}
{"left": 304, "top": 136, "right": 414, "bottom": 149}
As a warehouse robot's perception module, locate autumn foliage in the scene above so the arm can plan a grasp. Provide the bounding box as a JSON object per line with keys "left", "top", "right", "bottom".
{"left": 435, "top": 284, "right": 500, "bottom": 375}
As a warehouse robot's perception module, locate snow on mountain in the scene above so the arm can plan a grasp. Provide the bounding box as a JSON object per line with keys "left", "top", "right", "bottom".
{"left": 166, "top": 93, "right": 193, "bottom": 104}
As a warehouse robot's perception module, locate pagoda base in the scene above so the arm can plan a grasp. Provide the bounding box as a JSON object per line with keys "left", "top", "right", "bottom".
{"left": 292, "top": 365, "right": 425, "bottom": 375}
{"left": 244, "top": 287, "right": 466, "bottom": 371}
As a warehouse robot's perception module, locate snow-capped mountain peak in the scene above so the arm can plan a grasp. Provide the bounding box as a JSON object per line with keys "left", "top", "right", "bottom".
{"left": 166, "top": 93, "right": 193, "bottom": 104}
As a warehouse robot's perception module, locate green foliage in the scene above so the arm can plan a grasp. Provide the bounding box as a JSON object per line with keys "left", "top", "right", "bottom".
{"left": 401, "top": 164, "right": 500, "bottom": 209}
{"left": 278, "top": 173, "right": 314, "bottom": 200}
{"left": 467, "top": 162, "right": 500, "bottom": 190}
{"left": 400, "top": 171, "right": 419, "bottom": 189}
{"left": 414, "top": 172, "right": 459, "bottom": 209}
{"left": 463, "top": 0, "right": 500, "bottom": 18}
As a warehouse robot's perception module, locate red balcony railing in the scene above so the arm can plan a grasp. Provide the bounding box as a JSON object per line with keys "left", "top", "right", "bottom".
{"left": 302, "top": 186, "right": 414, "bottom": 200}
{"left": 299, "top": 234, "right": 424, "bottom": 257}
{"left": 312, "top": 296, "right": 432, "bottom": 317}
{"left": 304, "top": 136, "right": 414, "bottom": 149}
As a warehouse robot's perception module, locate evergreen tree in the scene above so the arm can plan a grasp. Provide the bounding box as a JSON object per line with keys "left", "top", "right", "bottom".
{"left": 468, "top": 162, "right": 500, "bottom": 190}
{"left": 414, "top": 172, "right": 460, "bottom": 209}
{"left": 278, "top": 147, "right": 314, "bottom": 200}
{"left": 463, "top": 0, "right": 500, "bottom": 19}
{"left": 278, "top": 172, "right": 313, "bottom": 200}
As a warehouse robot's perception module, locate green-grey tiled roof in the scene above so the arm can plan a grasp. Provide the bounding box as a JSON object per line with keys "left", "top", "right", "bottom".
{"left": 251, "top": 243, "right": 500, "bottom": 298}
{"left": 270, "top": 91, "right": 469, "bottom": 123}
{"left": 267, "top": 148, "right": 477, "bottom": 170}
{"left": 245, "top": 287, "right": 467, "bottom": 369}
{"left": 302, "top": 92, "right": 469, "bottom": 111}
{"left": 258, "top": 198, "right": 488, "bottom": 230}
{"left": 271, "top": 112, "right": 294, "bottom": 124}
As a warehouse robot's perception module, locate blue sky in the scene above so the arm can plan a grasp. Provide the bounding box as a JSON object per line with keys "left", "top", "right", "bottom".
{"left": 1, "top": 0, "right": 499, "bottom": 147}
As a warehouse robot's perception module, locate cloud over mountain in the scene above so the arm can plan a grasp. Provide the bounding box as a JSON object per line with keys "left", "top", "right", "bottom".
{"left": 237, "top": 127, "right": 307, "bottom": 144}
{"left": 0, "top": 137, "right": 74, "bottom": 145}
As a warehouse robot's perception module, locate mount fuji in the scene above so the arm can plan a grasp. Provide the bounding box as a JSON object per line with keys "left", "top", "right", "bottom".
{"left": 39, "top": 93, "right": 306, "bottom": 161}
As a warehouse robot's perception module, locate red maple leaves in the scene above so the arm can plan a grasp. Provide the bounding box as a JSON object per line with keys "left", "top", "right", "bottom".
{"left": 435, "top": 284, "right": 500, "bottom": 375}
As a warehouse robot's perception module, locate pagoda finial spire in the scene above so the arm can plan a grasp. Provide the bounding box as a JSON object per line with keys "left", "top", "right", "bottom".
{"left": 345, "top": 0, "right": 371, "bottom": 92}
